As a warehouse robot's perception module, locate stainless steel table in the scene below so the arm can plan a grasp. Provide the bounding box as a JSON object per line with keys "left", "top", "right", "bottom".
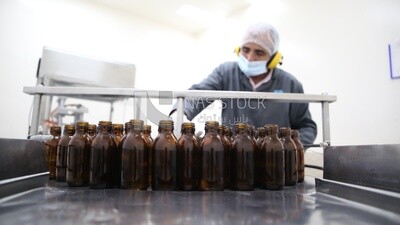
{"left": 1, "top": 177, "right": 399, "bottom": 225}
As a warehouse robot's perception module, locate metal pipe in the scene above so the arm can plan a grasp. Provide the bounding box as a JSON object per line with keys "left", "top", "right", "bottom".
{"left": 23, "top": 87, "right": 337, "bottom": 103}
{"left": 321, "top": 99, "right": 331, "bottom": 147}
{"left": 176, "top": 97, "right": 184, "bottom": 138}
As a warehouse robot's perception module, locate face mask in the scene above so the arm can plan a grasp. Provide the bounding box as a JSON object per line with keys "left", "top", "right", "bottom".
{"left": 237, "top": 54, "right": 268, "bottom": 77}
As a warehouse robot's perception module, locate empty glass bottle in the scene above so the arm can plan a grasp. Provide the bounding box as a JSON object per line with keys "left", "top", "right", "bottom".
{"left": 225, "top": 126, "right": 234, "bottom": 143}
{"left": 218, "top": 124, "right": 231, "bottom": 189}
{"left": 256, "top": 127, "right": 266, "bottom": 149}
{"left": 124, "top": 122, "right": 130, "bottom": 136}
{"left": 120, "top": 122, "right": 131, "bottom": 151}
{"left": 254, "top": 126, "right": 266, "bottom": 188}
{"left": 152, "top": 120, "right": 177, "bottom": 190}
{"left": 142, "top": 125, "right": 154, "bottom": 188}
{"left": 142, "top": 125, "right": 153, "bottom": 147}
{"left": 258, "top": 124, "right": 284, "bottom": 190}
{"left": 88, "top": 124, "right": 97, "bottom": 140}
{"left": 112, "top": 123, "right": 124, "bottom": 146}
{"left": 231, "top": 123, "right": 255, "bottom": 191}
{"left": 67, "top": 121, "right": 92, "bottom": 187}
{"left": 112, "top": 123, "right": 124, "bottom": 187}
{"left": 45, "top": 126, "right": 61, "bottom": 179}
{"left": 249, "top": 125, "right": 257, "bottom": 140}
{"left": 90, "top": 121, "right": 117, "bottom": 189}
{"left": 280, "top": 127, "right": 298, "bottom": 186}
{"left": 177, "top": 122, "right": 200, "bottom": 191}
{"left": 56, "top": 124, "right": 75, "bottom": 181}
{"left": 291, "top": 130, "right": 305, "bottom": 183}
{"left": 200, "top": 121, "right": 224, "bottom": 191}
{"left": 121, "top": 119, "right": 149, "bottom": 190}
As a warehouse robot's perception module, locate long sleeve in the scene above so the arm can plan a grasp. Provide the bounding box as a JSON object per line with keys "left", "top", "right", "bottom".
{"left": 183, "top": 65, "right": 225, "bottom": 120}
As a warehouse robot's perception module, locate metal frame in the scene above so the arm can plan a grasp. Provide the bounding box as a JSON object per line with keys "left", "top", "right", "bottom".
{"left": 24, "top": 86, "right": 336, "bottom": 145}
{"left": 30, "top": 47, "right": 136, "bottom": 136}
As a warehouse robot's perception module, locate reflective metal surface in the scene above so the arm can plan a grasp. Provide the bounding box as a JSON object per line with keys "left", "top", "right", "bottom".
{"left": 1, "top": 177, "right": 399, "bottom": 225}
{"left": 0, "top": 138, "right": 47, "bottom": 180}
{"left": 324, "top": 144, "right": 400, "bottom": 193}
{"left": 0, "top": 138, "right": 49, "bottom": 198}
{"left": 315, "top": 178, "right": 400, "bottom": 214}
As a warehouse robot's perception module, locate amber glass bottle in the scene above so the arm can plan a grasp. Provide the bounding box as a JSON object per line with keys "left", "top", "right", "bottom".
{"left": 225, "top": 126, "right": 234, "bottom": 143}
{"left": 218, "top": 124, "right": 231, "bottom": 189}
{"left": 200, "top": 121, "right": 224, "bottom": 191}
{"left": 177, "top": 122, "right": 200, "bottom": 191}
{"left": 255, "top": 126, "right": 265, "bottom": 187}
{"left": 231, "top": 123, "right": 255, "bottom": 191}
{"left": 56, "top": 124, "right": 75, "bottom": 181}
{"left": 280, "top": 127, "right": 298, "bottom": 186}
{"left": 256, "top": 127, "right": 266, "bottom": 150}
{"left": 120, "top": 122, "right": 131, "bottom": 152}
{"left": 142, "top": 125, "right": 154, "bottom": 148}
{"left": 90, "top": 121, "right": 116, "bottom": 189}
{"left": 152, "top": 120, "right": 177, "bottom": 190}
{"left": 66, "top": 121, "right": 91, "bottom": 187}
{"left": 120, "top": 119, "right": 149, "bottom": 190}
{"left": 45, "top": 126, "right": 61, "bottom": 179}
{"left": 142, "top": 125, "right": 154, "bottom": 187}
{"left": 88, "top": 124, "right": 97, "bottom": 140}
{"left": 124, "top": 122, "right": 130, "bottom": 135}
{"left": 112, "top": 123, "right": 124, "bottom": 146}
{"left": 112, "top": 123, "right": 124, "bottom": 187}
{"left": 258, "top": 124, "right": 284, "bottom": 190}
{"left": 291, "top": 130, "right": 305, "bottom": 183}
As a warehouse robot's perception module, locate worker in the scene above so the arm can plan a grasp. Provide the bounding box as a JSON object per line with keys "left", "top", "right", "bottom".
{"left": 170, "top": 22, "right": 317, "bottom": 145}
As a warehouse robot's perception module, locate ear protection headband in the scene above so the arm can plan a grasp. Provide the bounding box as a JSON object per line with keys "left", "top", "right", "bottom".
{"left": 234, "top": 47, "right": 283, "bottom": 69}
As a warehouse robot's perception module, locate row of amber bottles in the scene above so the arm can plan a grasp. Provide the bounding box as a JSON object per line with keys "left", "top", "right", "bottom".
{"left": 45, "top": 121, "right": 136, "bottom": 187}
{"left": 44, "top": 120, "right": 304, "bottom": 191}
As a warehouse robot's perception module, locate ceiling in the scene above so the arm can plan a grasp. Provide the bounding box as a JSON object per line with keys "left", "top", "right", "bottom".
{"left": 88, "top": 0, "right": 251, "bottom": 35}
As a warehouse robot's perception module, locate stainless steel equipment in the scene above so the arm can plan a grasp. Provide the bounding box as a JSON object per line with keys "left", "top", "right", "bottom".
{"left": 1, "top": 176, "right": 399, "bottom": 225}
{"left": 5, "top": 76, "right": 399, "bottom": 224}
{"left": 0, "top": 138, "right": 48, "bottom": 198}
{"left": 29, "top": 47, "right": 135, "bottom": 136}
{"left": 324, "top": 144, "right": 400, "bottom": 193}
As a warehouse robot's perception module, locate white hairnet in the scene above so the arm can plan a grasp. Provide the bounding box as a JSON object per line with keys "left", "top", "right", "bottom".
{"left": 241, "top": 22, "right": 280, "bottom": 56}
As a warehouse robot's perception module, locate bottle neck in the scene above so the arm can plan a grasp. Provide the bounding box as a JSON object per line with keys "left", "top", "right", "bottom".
{"left": 130, "top": 126, "right": 142, "bottom": 134}
{"left": 181, "top": 127, "right": 195, "bottom": 135}
{"left": 161, "top": 128, "right": 173, "bottom": 134}
{"left": 75, "top": 126, "right": 87, "bottom": 134}
{"left": 50, "top": 132, "right": 61, "bottom": 136}
{"left": 279, "top": 129, "right": 291, "bottom": 139}
{"left": 266, "top": 129, "right": 279, "bottom": 139}
{"left": 236, "top": 128, "right": 247, "bottom": 136}
{"left": 113, "top": 131, "right": 123, "bottom": 136}
{"left": 206, "top": 127, "right": 218, "bottom": 134}
{"left": 98, "top": 125, "right": 111, "bottom": 135}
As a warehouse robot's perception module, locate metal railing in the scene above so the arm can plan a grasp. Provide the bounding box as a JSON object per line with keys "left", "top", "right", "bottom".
{"left": 23, "top": 86, "right": 336, "bottom": 145}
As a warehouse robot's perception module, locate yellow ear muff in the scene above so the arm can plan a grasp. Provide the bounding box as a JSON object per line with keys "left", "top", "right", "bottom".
{"left": 234, "top": 46, "right": 241, "bottom": 56}
{"left": 234, "top": 47, "right": 283, "bottom": 69}
{"left": 267, "top": 51, "right": 282, "bottom": 69}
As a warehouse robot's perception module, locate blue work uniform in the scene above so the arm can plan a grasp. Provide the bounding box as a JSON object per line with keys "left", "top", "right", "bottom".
{"left": 178, "top": 61, "right": 317, "bottom": 145}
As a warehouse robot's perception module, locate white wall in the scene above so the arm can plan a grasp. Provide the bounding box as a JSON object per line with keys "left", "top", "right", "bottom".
{"left": 190, "top": 0, "right": 400, "bottom": 146}
{"left": 0, "top": 0, "right": 198, "bottom": 138}
{"left": 1, "top": 0, "right": 400, "bottom": 146}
